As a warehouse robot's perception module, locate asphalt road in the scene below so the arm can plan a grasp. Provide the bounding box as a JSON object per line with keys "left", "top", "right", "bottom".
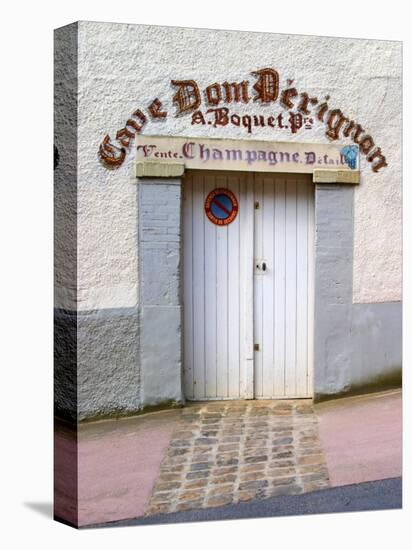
{"left": 89, "top": 477, "right": 402, "bottom": 529}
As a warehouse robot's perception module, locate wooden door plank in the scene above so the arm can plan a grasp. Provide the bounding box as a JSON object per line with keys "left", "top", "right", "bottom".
{"left": 204, "top": 173, "right": 218, "bottom": 398}
{"left": 296, "top": 179, "right": 309, "bottom": 396}
{"left": 227, "top": 173, "right": 241, "bottom": 398}
{"left": 192, "top": 173, "right": 206, "bottom": 399}
{"left": 284, "top": 179, "right": 298, "bottom": 396}
{"left": 216, "top": 174, "right": 229, "bottom": 397}
{"left": 262, "top": 176, "right": 275, "bottom": 397}
{"left": 274, "top": 178, "right": 286, "bottom": 396}
{"left": 183, "top": 174, "right": 194, "bottom": 399}
{"left": 307, "top": 182, "right": 315, "bottom": 398}
{"left": 242, "top": 172, "right": 255, "bottom": 399}
{"left": 253, "top": 175, "right": 263, "bottom": 397}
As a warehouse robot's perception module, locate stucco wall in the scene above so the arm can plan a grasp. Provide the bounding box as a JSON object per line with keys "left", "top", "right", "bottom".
{"left": 71, "top": 21, "right": 401, "bottom": 311}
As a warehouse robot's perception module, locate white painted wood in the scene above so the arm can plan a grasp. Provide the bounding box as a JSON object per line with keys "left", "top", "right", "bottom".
{"left": 183, "top": 173, "right": 194, "bottom": 398}
{"left": 204, "top": 173, "right": 218, "bottom": 398}
{"left": 262, "top": 176, "right": 275, "bottom": 397}
{"left": 227, "top": 174, "right": 241, "bottom": 397}
{"left": 184, "top": 170, "right": 313, "bottom": 400}
{"left": 191, "top": 173, "right": 206, "bottom": 399}
{"left": 284, "top": 178, "right": 297, "bottom": 396}
{"left": 307, "top": 181, "right": 315, "bottom": 398}
{"left": 253, "top": 177, "right": 263, "bottom": 397}
{"left": 296, "top": 179, "right": 309, "bottom": 396}
{"left": 273, "top": 177, "right": 286, "bottom": 396}
{"left": 243, "top": 173, "right": 255, "bottom": 399}
{"left": 215, "top": 173, "right": 228, "bottom": 397}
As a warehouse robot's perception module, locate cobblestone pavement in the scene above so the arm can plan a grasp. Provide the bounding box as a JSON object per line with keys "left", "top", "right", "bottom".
{"left": 145, "top": 400, "right": 330, "bottom": 515}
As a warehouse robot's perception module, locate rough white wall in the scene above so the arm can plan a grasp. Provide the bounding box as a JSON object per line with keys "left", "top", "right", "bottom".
{"left": 75, "top": 21, "right": 401, "bottom": 310}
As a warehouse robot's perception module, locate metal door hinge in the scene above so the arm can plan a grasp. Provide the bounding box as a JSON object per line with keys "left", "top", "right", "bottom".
{"left": 254, "top": 343, "right": 260, "bottom": 351}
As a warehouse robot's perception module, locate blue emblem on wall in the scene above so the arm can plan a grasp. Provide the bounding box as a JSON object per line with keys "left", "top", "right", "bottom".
{"left": 341, "top": 145, "right": 358, "bottom": 170}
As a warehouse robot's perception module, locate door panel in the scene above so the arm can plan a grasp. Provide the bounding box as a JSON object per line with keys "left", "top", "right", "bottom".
{"left": 254, "top": 174, "right": 313, "bottom": 398}
{"left": 183, "top": 171, "right": 253, "bottom": 400}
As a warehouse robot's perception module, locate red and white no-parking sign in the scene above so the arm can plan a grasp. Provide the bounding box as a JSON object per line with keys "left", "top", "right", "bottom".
{"left": 204, "top": 188, "right": 239, "bottom": 226}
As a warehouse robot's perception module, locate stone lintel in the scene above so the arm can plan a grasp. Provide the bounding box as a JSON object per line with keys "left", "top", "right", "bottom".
{"left": 313, "top": 169, "right": 360, "bottom": 184}
{"left": 136, "top": 161, "right": 185, "bottom": 178}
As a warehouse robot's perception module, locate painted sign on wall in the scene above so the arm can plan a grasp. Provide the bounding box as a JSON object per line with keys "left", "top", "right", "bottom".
{"left": 136, "top": 136, "right": 359, "bottom": 174}
{"left": 99, "top": 68, "right": 387, "bottom": 173}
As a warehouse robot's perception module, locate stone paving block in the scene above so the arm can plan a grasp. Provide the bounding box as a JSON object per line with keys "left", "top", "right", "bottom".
{"left": 267, "top": 466, "right": 297, "bottom": 478}
{"left": 238, "top": 479, "right": 268, "bottom": 491}
{"left": 178, "top": 489, "right": 205, "bottom": 501}
{"left": 145, "top": 503, "right": 170, "bottom": 515}
{"left": 186, "top": 470, "right": 210, "bottom": 480}
{"left": 183, "top": 478, "right": 209, "bottom": 490}
{"left": 216, "top": 456, "right": 239, "bottom": 466}
{"left": 157, "top": 472, "right": 183, "bottom": 482}
{"left": 210, "top": 474, "right": 237, "bottom": 484}
{"left": 272, "top": 476, "right": 297, "bottom": 487}
{"left": 190, "top": 461, "right": 212, "bottom": 471}
{"left": 244, "top": 454, "right": 268, "bottom": 464}
{"left": 211, "top": 465, "right": 238, "bottom": 476}
{"left": 236, "top": 490, "right": 257, "bottom": 502}
{"left": 240, "top": 462, "right": 266, "bottom": 473}
{"left": 175, "top": 500, "right": 203, "bottom": 512}
{"left": 239, "top": 471, "right": 268, "bottom": 482}
{"left": 205, "top": 494, "right": 233, "bottom": 507}
{"left": 155, "top": 481, "right": 181, "bottom": 492}
{"left": 208, "top": 484, "right": 234, "bottom": 496}
{"left": 297, "top": 454, "right": 326, "bottom": 465}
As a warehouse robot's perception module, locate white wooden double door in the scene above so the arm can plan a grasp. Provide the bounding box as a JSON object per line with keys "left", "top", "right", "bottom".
{"left": 183, "top": 171, "right": 314, "bottom": 400}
